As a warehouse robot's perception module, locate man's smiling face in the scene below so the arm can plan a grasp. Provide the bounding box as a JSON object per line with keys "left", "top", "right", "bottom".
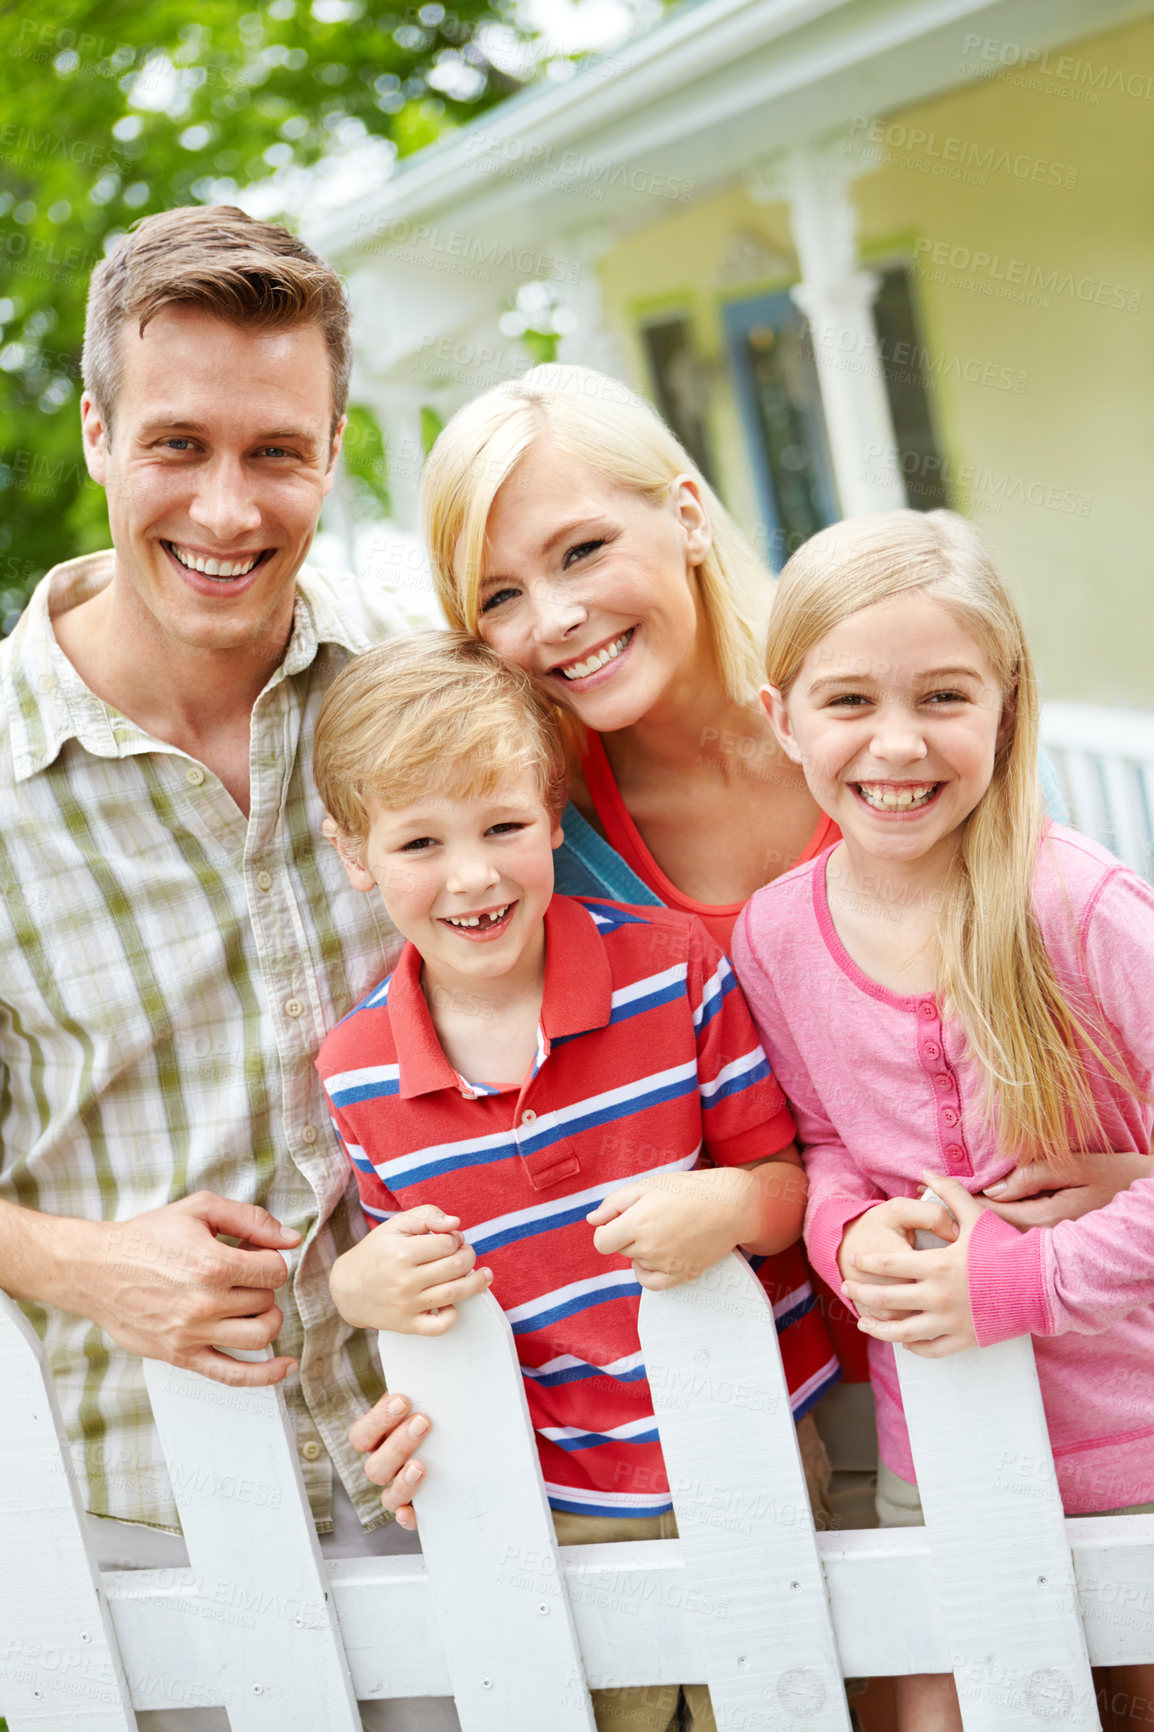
{"left": 81, "top": 303, "right": 341, "bottom": 661}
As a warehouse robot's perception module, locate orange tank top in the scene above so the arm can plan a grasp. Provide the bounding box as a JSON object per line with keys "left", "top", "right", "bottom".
{"left": 580, "top": 731, "right": 841, "bottom": 952}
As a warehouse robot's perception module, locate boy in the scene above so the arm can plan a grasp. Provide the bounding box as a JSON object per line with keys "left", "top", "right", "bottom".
{"left": 314, "top": 632, "right": 811, "bottom": 1732}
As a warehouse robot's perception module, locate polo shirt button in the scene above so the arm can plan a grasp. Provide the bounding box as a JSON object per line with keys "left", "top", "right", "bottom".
{"left": 185, "top": 765, "right": 205, "bottom": 786}
{"left": 919, "top": 1001, "right": 936, "bottom": 1019}
{"left": 521, "top": 1109, "right": 537, "bottom": 1124}
{"left": 301, "top": 1440, "right": 322, "bottom": 1462}
{"left": 942, "top": 1108, "right": 958, "bottom": 1127}
{"left": 256, "top": 869, "right": 273, "bottom": 891}
{"left": 285, "top": 997, "right": 304, "bottom": 1018}
{"left": 935, "top": 1074, "right": 951, "bottom": 1090}
{"left": 945, "top": 1144, "right": 965, "bottom": 1165}
{"left": 301, "top": 1124, "right": 318, "bottom": 1144}
{"left": 924, "top": 1042, "right": 940, "bottom": 1060}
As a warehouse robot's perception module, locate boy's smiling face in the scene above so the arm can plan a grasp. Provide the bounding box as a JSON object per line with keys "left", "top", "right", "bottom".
{"left": 335, "top": 770, "right": 562, "bottom": 1001}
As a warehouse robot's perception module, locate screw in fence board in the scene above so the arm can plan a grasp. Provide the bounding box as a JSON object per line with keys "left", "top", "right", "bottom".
{"left": 141, "top": 1353, "right": 362, "bottom": 1732}
{"left": 0, "top": 1291, "right": 138, "bottom": 1732}
{"left": 895, "top": 1212, "right": 1098, "bottom": 1730}
{"left": 640, "top": 1253, "right": 852, "bottom": 1730}
{"left": 376, "top": 1294, "right": 597, "bottom": 1732}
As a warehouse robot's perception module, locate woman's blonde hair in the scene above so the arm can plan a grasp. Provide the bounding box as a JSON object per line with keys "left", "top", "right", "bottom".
{"left": 313, "top": 631, "right": 568, "bottom": 856}
{"left": 766, "top": 508, "right": 1120, "bottom": 1162}
{"left": 420, "top": 363, "right": 774, "bottom": 705}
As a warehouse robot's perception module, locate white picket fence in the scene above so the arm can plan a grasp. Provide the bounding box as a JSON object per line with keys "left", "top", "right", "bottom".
{"left": 1041, "top": 702, "right": 1154, "bottom": 883}
{"left": 3, "top": 1252, "right": 1153, "bottom": 1732}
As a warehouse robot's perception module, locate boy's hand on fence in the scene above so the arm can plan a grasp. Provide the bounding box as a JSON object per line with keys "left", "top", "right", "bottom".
{"left": 982, "top": 1148, "right": 1154, "bottom": 1228}
{"left": 328, "top": 1204, "right": 493, "bottom": 1335}
{"left": 350, "top": 1392, "right": 430, "bottom": 1531}
{"left": 62, "top": 1194, "right": 301, "bottom": 1386}
{"left": 838, "top": 1196, "right": 959, "bottom": 1323}
{"left": 842, "top": 1174, "right": 984, "bottom": 1357}
{"left": 586, "top": 1159, "right": 803, "bottom": 1290}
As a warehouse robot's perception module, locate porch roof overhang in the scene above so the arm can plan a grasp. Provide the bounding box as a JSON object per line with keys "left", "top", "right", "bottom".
{"left": 314, "top": 0, "right": 1151, "bottom": 303}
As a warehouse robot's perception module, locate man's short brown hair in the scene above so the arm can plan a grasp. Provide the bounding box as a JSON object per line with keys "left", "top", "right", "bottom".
{"left": 82, "top": 205, "right": 351, "bottom": 437}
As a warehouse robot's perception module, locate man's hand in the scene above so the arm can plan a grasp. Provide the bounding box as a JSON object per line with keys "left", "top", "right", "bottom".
{"left": 350, "top": 1392, "right": 430, "bottom": 1531}
{"left": 983, "top": 1148, "right": 1154, "bottom": 1229}
{"left": 841, "top": 1173, "right": 984, "bottom": 1357}
{"left": 586, "top": 1156, "right": 806, "bottom": 1292}
{"left": 328, "top": 1204, "right": 493, "bottom": 1335}
{"left": 3, "top": 1192, "right": 303, "bottom": 1387}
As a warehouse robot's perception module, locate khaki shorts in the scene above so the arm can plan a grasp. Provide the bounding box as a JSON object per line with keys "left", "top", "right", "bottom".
{"left": 552, "top": 1414, "right": 833, "bottom": 1732}
{"left": 876, "top": 1460, "right": 1154, "bottom": 1527}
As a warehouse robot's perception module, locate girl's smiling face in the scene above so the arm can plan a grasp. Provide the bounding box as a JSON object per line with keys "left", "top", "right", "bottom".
{"left": 762, "top": 592, "right": 1010, "bottom": 878}
{"left": 471, "top": 440, "right": 713, "bottom": 733}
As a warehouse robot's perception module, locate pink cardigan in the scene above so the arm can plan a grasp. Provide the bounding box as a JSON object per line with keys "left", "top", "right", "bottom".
{"left": 733, "top": 824, "right": 1154, "bottom": 1512}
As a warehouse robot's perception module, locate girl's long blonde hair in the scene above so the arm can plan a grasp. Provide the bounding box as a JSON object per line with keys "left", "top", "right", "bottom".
{"left": 420, "top": 363, "right": 774, "bottom": 705}
{"left": 766, "top": 508, "right": 1116, "bottom": 1162}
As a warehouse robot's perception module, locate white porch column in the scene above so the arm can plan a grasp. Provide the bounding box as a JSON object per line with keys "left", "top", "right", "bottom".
{"left": 747, "top": 143, "right": 905, "bottom": 517}
{"left": 556, "top": 227, "right": 628, "bottom": 379}
{"left": 362, "top": 384, "right": 427, "bottom": 534}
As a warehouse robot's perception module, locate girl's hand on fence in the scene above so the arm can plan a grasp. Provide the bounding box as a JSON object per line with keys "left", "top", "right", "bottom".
{"left": 350, "top": 1392, "right": 430, "bottom": 1530}
{"left": 328, "top": 1204, "right": 493, "bottom": 1335}
{"left": 586, "top": 1158, "right": 803, "bottom": 1290}
{"left": 982, "top": 1148, "right": 1154, "bottom": 1229}
{"left": 843, "top": 1174, "right": 984, "bottom": 1357}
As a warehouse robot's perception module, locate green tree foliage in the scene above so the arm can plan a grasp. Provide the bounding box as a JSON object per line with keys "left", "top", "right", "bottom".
{"left": 0, "top": 0, "right": 547, "bottom": 608}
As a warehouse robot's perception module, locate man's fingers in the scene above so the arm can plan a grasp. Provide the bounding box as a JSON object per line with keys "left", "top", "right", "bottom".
{"left": 179, "top": 1347, "right": 299, "bottom": 1387}
{"left": 182, "top": 1192, "right": 300, "bottom": 1249}
{"left": 207, "top": 1307, "right": 285, "bottom": 1352}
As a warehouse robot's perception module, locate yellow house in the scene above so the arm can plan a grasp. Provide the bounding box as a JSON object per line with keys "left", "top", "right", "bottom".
{"left": 314, "top": 0, "right": 1154, "bottom": 873}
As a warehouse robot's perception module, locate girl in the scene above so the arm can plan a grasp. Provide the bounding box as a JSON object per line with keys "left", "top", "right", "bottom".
{"left": 732, "top": 507, "right": 1154, "bottom": 1732}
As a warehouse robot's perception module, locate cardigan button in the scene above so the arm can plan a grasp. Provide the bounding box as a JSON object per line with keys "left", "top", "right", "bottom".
{"left": 945, "top": 1144, "right": 965, "bottom": 1165}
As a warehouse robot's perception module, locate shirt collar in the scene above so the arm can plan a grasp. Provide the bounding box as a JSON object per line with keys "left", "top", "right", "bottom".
{"left": 389, "top": 895, "right": 613, "bottom": 1100}
{"left": 4, "top": 553, "right": 379, "bottom": 782}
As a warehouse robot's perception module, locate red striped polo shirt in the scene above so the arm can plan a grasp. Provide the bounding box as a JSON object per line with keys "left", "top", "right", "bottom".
{"left": 318, "top": 895, "right": 839, "bottom": 1516}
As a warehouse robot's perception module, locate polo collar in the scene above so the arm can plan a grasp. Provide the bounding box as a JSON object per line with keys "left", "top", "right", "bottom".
{"left": 4, "top": 553, "right": 375, "bottom": 782}
{"left": 390, "top": 895, "right": 613, "bottom": 1100}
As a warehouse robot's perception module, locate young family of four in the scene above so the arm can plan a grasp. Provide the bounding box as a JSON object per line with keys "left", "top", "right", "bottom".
{"left": 1, "top": 204, "right": 1151, "bottom": 1732}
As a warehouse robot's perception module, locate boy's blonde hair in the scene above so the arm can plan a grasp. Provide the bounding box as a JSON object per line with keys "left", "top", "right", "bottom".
{"left": 313, "top": 632, "right": 568, "bottom": 854}
{"left": 420, "top": 363, "right": 774, "bottom": 705}
{"left": 766, "top": 508, "right": 1120, "bottom": 1162}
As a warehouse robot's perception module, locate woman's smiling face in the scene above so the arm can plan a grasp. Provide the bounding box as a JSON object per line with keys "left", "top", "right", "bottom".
{"left": 471, "top": 440, "right": 713, "bottom": 733}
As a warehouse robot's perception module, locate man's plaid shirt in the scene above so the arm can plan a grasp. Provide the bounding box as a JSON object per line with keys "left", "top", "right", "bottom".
{"left": 0, "top": 552, "right": 403, "bottom": 1531}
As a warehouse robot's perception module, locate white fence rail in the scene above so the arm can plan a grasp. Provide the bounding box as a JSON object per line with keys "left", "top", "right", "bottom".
{"left": 2, "top": 1255, "right": 1153, "bottom": 1731}
{"left": 1042, "top": 702, "right": 1154, "bottom": 882}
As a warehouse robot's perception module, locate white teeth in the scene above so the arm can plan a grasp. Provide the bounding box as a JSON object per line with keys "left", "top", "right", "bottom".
{"left": 560, "top": 631, "right": 631, "bottom": 681}
{"left": 447, "top": 905, "right": 509, "bottom": 928}
{"left": 858, "top": 783, "right": 937, "bottom": 810}
{"left": 170, "top": 543, "right": 261, "bottom": 578}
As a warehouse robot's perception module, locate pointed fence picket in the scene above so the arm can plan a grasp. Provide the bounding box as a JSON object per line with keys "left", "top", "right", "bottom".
{"left": 2, "top": 1258, "right": 1153, "bottom": 1732}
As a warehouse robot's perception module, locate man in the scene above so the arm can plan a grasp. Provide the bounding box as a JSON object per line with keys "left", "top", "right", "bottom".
{"left": 0, "top": 204, "right": 452, "bottom": 1732}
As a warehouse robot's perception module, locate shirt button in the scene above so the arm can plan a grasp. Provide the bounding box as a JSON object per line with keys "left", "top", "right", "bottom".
{"left": 285, "top": 997, "right": 304, "bottom": 1018}
{"left": 945, "top": 1144, "right": 965, "bottom": 1165}
{"left": 521, "top": 1109, "right": 537, "bottom": 1124}
{"left": 919, "top": 1001, "right": 936, "bottom": 1020}
{"left": 935, "top": 1074, "right": 951, "bottom": 1090}
{"left": 942, "top": 1108, "right": 959, "bottom": 1127}
{"left": 301, "top": 1440, "right": 322, "bottom": 1462}
{"left": 924, "top": 1042, "right": 940, "bottom": 1060}
{"left": 185, "top": 766, "right": 205, "bottom": 786}
{"left": 256, "top": 869, "right": 273, "bottom": 891}
{"left": 301, "top": 1124, "right": 318, "bottom": 1144}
